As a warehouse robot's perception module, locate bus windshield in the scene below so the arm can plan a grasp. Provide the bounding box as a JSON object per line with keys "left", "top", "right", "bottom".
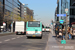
{"left": 28, "top": 22, "right": 40, "bottom": 27}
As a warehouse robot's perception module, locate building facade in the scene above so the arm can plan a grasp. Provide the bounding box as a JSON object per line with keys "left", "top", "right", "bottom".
{"left": 24, "top": 5, "right": 34, "bottom": 20}
{"left": 55, "top": 0, "right": 59, "bottom": 24}
{"left": 0, "top": 0, "right": 21, "bottom": 22}
{"left": 57, "top": 0, "right": 59, "bottom": 21}
{"left": 0, "top": 0, "right": 4, "bottom": 26}
{"left": 18, "top": 1, "right": 24, "bottom": 18}
{"left": 60, "top": 0, "right": 69, "bottom": 21}
{"left": 55, "top": 7, "right": 57, "bottom": 22}
{"left": 4, "top": 0, "right": 20, "bottom": 20}
{"left": 0, "top": 0, "right": 21, "bottom": 31}
{"left": 70, "top": 0, "right": 75, "bottom": 27}
{"left": 20, "top": 3, "right": 24, "bottom": 18}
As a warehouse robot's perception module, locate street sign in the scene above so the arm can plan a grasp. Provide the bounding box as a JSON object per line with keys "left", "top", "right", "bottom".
{"left": 60, "top": 20, "right": 64, "bottom": 24}
{"left": 65, "top": 8, "right": 68, "bottom": 13}
{"left": 57, "top": 14, "right": 66, "bottom": 17}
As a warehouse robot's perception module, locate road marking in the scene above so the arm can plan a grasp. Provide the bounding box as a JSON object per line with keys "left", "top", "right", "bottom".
{"left": 28, "top": 49, "right": 34, "bottom": 50}
{"left": 4, "top": 39, "right": 10, "bottom": 42}
{"left": 20, "top": 36, "right": 23, "bottom": 37}
{"left": 0, "top": 42, "right": 2, "bottom": 43}
{"left": 17, "top": 37, "right": 20, "bottom": 38}
{"left": 11, "top": 38, "right": 16, "bottom": 40}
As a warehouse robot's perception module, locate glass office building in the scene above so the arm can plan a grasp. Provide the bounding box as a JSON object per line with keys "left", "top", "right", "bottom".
{"left": 59, "top": 0, "right": 70, "bottom": 21}
{"left": 4, "top": 0, "right": 20, "bottom": 31}
{"left": 5, "top": 0, "right": 20, "bottom": 19}
{"left": 0, "top": 0, "right": 20, "bottom": 26}
{"left": 0, "top": 0, "right": 4, "bottom": 26}
{"left": 70, "top": 0, "right": 75, "bottom": 27}
{"left": 0, "top": 0, "right": 21, "bottom": 32}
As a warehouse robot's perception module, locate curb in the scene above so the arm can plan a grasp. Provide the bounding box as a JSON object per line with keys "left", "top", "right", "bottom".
{"left": 0, "top": 32, "right": 15, "bottom": 36}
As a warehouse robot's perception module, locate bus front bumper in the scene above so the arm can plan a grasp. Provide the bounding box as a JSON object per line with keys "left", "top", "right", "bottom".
{"left": 26, "top": 34, "right": 42, "bottom": 37}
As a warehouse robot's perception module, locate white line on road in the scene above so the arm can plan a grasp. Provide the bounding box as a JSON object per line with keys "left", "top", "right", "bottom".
{"left": 20, "top": 36, "right": 23, "bottom": 37}
{"left": 4, "top": 39, "right": 10, "bottom": 42}
{"left": 17, "top": 37, "right": 20, "bottom": 38}
{"left": 0, "top": 41, "right": 2, "bottom": 43}
{"left": 11, "top": 38, "right": 16, "bottom": 40}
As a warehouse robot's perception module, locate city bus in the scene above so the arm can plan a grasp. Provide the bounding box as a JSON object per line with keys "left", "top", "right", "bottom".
{"left": 26, "top": 21, "right": 42, "bottom": 39}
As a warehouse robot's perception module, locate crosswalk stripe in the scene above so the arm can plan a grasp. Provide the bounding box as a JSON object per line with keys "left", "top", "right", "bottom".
{"left": 0, "top": 42, "right": 2, "bottom": 43}
{"left": 17, "top": 37, "right": 20, "bottom": 38}
{"left": 11, "top": 38, "right": 16, "bottom": 40}
{"left": 4, "top": 39, "right": 10, "bottom": 42}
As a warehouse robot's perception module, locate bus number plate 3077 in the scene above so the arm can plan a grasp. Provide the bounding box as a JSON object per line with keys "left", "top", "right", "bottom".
{"left": 33, "top": 35, "right": 36, "bottom": 37}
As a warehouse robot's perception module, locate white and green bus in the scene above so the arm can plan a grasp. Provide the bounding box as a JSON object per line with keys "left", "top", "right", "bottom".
{"left": 26, "top": 21, "right": 42, "bottom": 39}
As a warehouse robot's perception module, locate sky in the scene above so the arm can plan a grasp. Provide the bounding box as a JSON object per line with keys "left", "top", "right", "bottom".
{"left": 19, "top": 0, "right": 57, "bottom": 26}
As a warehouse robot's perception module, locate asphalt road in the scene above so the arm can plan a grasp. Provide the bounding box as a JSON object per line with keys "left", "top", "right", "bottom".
{"left": 0, "top": 32, "right": 50, "bottom": 50}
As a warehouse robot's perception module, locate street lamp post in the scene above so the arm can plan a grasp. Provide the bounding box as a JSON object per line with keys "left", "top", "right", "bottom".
{"left": 65, "top": 8, "right": 68, "bottom": 40}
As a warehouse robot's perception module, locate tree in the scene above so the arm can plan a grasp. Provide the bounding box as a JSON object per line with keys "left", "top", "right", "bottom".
{"left": 13, "top": 14, "right": 18, "bottom": 21}
{"left": 30, "top": 16, "right": 33, "bottom": 21}
{"left": 4, "top": 11, "right": 11, "bottom": 29}
{"left": 23, "top": 13, "right": 29, "bottom": 22}
{"left": 21, "top": 12, "right": 34, "bottom": 22}
{"left": 0, "top": 2, "right": 4, "bottom": 26}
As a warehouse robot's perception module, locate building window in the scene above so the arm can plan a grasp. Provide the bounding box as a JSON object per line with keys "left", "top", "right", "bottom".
{"left": 24, "top": 11, "right": 26, "bottom": 12}
{"left": 24, "top": 8, "right": 26, "bottom": 10}
{"left": 25, "top": 14, "right": 26, "bottom": 15}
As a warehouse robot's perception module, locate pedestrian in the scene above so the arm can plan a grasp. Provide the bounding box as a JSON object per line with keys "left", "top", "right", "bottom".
{"left": 71, "top": 27, "right": 75, "bottom": 39}
{"left": 70, "top": 27, "right": 73, "bottom": 35}
{"left": 55, "top": 26, "right": 59, "bottom": 38}
{"left": 62, "top": 27, "right": 66, "bottom": 40}
{"left": 67, "top": 27, "right": 72, "bottom": 40}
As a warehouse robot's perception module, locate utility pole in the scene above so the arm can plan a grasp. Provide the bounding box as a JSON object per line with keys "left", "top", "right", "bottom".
{"left": 65, "top": 0, "right": 68, "bottom": 40}
{"left": 65, "top": 1, "right": 67, "bottom": 40}
{"left": 65, "top": 13, "right": 67, "bottom": 40}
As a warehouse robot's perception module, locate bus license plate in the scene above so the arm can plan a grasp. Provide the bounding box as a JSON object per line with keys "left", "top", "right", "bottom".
{"left": 33, "top": 35, "right": 36, "bottom": 37}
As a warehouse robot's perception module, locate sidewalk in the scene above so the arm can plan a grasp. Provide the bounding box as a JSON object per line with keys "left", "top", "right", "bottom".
{"left": 0, "top": 31, "right": 12, "bottom": 34}
{"left": 0, "top": 31, "right": 14, "bottom": 36}
{"left": 45, "top": 29, "right": 75, "bottom": 50}
{"left": 45, "top": 29, "right": 59, "bottom": 50}
{"left": 54, "top": 31, "right": 75, "bottom": 50}
{"left": 56, "top": 35, "right": 75, "bottom": 50}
